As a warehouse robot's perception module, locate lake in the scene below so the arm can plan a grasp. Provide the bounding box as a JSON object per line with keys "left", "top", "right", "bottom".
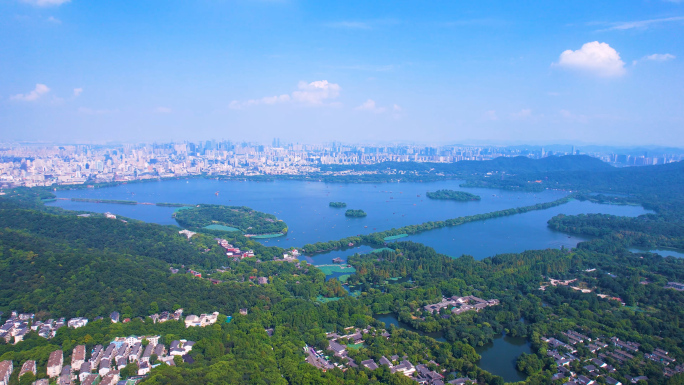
{"left": 475, "top": 334, "right": 531, "bottom": 383}
{"left": 47, "top": 179, "right": 649, "bottom": 258}
{"left": 629, "top": 248, "right": 684, "bottom": 259}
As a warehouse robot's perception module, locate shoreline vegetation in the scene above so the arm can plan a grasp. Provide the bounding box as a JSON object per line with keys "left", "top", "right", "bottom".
{"left": 329, "top": 202, "right": 347, "bottom": 208}
{"left": 426, "top": 189, "right": 481, "bottom": 201}
{"left": 301, "top": 194, "right": 576, "bottom": 254}
{"left": 156, "top": 202, "right": 195, "bottom": 207}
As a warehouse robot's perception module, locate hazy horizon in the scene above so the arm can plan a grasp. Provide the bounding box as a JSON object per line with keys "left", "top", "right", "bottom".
{"left": 2, "top": 0, "right": 683, "bottom": 146}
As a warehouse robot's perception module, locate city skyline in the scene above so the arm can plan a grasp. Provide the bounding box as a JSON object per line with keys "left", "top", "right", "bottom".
{"left": 1, "top": 1, "right": 683, "bottom": 145}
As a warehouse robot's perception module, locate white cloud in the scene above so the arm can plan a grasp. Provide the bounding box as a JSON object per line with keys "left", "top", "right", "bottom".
{"left": 47, "top": 16, "right": 61, "bottom": 23}
{"left": 559, "top": 109, "right": 588, "bottom": 124}
{"left": 154, "top": 107, "right": 172, "bottom": 114}
{"left": 230, "top": 80, "right": 340, "bottom": 109}
{"left": 601, "top": 16, "right": 684, "bottom": 31}
{"left": 324, "top": 19, "right": 399, "bottom": 30}
{"left": 510, "top": 109, "right": 533, "bottom": 120}
{"left": 229, "top": 94, "right": 291, "bottom": 109}
{"left": 355, "top": 99, "right": 386, "bottom": 113}
{"left": 325, "top": 21, "right": 372, "bottom": 30}
{"left": 393, "top": 104, "right": 401, "bottom": 112}
{"left": 78, "top": 107, "right": 117, "bottom": 115}
{"left": 10, "top": 84, "right": 50, "bottom": 101}
{"left": 633, "top": 53, "right": 676, "bottom": 65}
{"left": 644, "top": 53, "right": 676, "bottom": 61}
{"left": 554, "top": 41, "right": 626, "bottom": 77}
{"left": 20, "top": 0, "right": 71, "bottom": 6}
{"left": 73, "top": 88, "right": 83, "bottom": 97}
{"left": 484, "top": 110, "right": 498, "bottom": 121}
{"left": 292, "top": 80, "right": 340, "bottom": 104}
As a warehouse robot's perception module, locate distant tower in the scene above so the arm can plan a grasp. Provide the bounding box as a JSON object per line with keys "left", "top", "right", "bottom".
{"left": 571, "top": 145, "right": 575, "bottom": 155}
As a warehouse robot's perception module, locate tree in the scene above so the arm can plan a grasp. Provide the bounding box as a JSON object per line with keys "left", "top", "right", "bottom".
{"left": 121, "top": 362, "right": 138, "bottom": 379}
{"left": 19, "top": 372, "right": 36, "bottom": 385}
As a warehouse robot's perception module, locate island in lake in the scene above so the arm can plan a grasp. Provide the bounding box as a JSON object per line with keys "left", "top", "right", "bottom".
{"left": 426, "top": 189, "right": 481, "bottom": 201}
{"left": 174, "top": 204, "right": 288, "bottom": 235}
{"left": 329, "top": 202, "right": 347, "bottom": 208}
{"left": 345, "top": 209, "right": 367, "bottom": 217}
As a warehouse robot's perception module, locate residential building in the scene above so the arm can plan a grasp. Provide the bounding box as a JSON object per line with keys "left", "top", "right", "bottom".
{"left": 98, "top": 358, "right": 111, "bottom": 376}
{"left": 78, "top": 362, "right": 92, "bottom": 382}
{"left": 184, "top": 312, "right": 219, "bottom": 328}
{"left": 390, "top": 360, "right": 415, "bottom": 376}
{"left": 19, "top": 360, "right": 36, "bottom": 378}
{"left": 80, "top": 374, "right": 99, "bottom": 385}
{"left": 71, "top": 345, "right": 86, "bottom": 370}
{"left": 361, "top": 359, "right": 379, "bottom": 370}
{"left": 67, "top": 318, "right": 89, "bottom": 329}
{"left": 99, "top": 372, "right": 120, "bottom": 385}
{"left": 58, "top": 365, "right": 72, "bottom": 385}
{"left": 47, "top": 350, "right": 63, "bottom": 378}
{"left": 128, "top": 342, "right": 142, "bottom": 362}
{"left": 138, "top": 361, "right": 151, "bottom": 376}
{"left": 0, "top": 361, "right": 12, "bottom": 385}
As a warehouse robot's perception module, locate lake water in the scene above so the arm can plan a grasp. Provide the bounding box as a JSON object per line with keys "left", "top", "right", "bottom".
{"left": 629, "top": 248, "right": 684, "bottom": 259}
{"left": 47, "top": 179, "right": 649, "bottom": 258}
{"left": 400, "top": 199, "right": 648, "bottom": 259}
{"left": 46, "top": 179, "right": 568, "bottom": 244}
{"left": 475, "top": 334, "right": 531, "bottom": 383}
{"left": 304, "top": 245, "right": 376, "bottom": 265}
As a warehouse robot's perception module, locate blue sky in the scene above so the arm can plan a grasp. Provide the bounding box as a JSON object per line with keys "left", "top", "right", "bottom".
{"left": 1, "top": 0, "right": 683, "bottom": 145}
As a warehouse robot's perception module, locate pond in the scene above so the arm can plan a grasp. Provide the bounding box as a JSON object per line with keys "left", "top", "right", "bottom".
{"left": 475, "top": 334, "right": 531, "bottom": 383}
{"left": 374, "top": 313, "right": 446, "bottom": 342}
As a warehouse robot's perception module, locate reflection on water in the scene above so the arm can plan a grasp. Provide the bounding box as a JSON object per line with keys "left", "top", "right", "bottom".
{"left": 374, "top": 314, "right": 446, "bottom": 342}
{"left": 475, "top": 334, "right": 531, "bottom": 383}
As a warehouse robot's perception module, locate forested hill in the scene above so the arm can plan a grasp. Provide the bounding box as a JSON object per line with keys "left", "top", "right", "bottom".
{"left": 467, "top": 159, "right": 684, "bottom": 217}
{"left": 320, "top": 155, "right": 613, "bottom": 174}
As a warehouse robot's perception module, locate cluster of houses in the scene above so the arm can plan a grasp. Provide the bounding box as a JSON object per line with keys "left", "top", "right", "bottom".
{"left": 1, "top": 307, "right": 219, "bottom": 348}
{"left": 149, "top": 309, "right": 184, "bottom": 324}
{"left": 184, "top": 312, "right": 219, "bottom": 328}
{"left": 423, "top": 296, "right": 499, "bottom": 316}
{"left": 216, "top": 239, "right": 255, "bottom": 259}
{"left": 304, "top": 327, "right": 475, "bottom": 385}
{"left": 0, "top": 335, "right": 196, "bottom": 385}
{"left": 1, "top": 312, "right": 91, "bottom": 345}
{"left": 543, "top": 331, "right": 682, "bottom": 384}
